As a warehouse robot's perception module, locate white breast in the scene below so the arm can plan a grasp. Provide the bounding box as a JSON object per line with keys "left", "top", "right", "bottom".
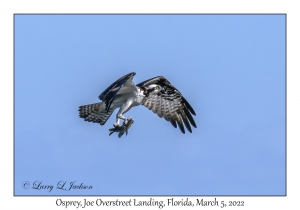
{"left": 134, "top": 88, "right": 146, "bottom": 105}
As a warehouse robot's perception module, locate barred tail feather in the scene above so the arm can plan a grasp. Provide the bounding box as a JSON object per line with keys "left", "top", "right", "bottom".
{"left": 79, "top": 102, "right": 115, "bottom": 125}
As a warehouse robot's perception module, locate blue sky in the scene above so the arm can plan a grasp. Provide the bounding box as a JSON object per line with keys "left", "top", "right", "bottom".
{"left": 14, "top": 14, "right": 285, "bottom": 196}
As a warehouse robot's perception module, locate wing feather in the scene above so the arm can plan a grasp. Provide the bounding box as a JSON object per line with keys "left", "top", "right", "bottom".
{"left": 138, "top": 76, "right": 196, "bottom": 133}
{"left": 156, "top": 96, "right": 163, "bottom": 118}
{"left": 79, "top": 102, "right": 115, "bottom": 125}
{"left": 183, "top": 106, "right": 197, "bottom": 128}
{"left": 99, "top": 72, "right": 136, "bottom": 112}
{"left": 180, "top": 109, "right": 192, "bottom": 133}
{"left": 161, "top": 98, "right": 177, "bottom": 128}
{"left": 176, "top": 113, "right": 185, "bottom": 134}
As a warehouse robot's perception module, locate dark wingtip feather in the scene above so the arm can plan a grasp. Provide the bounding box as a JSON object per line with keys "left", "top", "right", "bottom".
{"left": 180, "top": 110, "right": 192, "bottom": 133}
{"left": 182, "top": 97, "right": 196, "bottom": 116}
{"left": 183, "top": 108, "right": 197, "bottom": 128}
{"left": 170, "top": 119, "right": 177, "bottom": 128}
{"left": 177, "top": 115, "right": 185, "bottom": 134}
{"left": 179, "top": 126, "right": 185, "bottom": 134}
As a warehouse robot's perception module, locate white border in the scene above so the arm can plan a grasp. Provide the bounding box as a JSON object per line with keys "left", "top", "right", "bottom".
{"left": 1, "top": 0, "right": 298, "bottom": 209}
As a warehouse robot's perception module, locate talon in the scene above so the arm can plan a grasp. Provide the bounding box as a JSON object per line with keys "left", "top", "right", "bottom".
{"left": 124, "top": 119, "right": 129, "bottom": 125}
{"left": 124, "top": 117, "right": 133, "bottom": 125}
{"left": 109, "top": 118, "right": 134, "bottom": 138}
{"left": 113, "top": 123, "right": 121, "bottom": 127}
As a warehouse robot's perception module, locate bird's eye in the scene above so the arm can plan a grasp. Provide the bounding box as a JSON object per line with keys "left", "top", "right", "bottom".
{"left": 155, "top": 86, "right": 159, "bottom": 90}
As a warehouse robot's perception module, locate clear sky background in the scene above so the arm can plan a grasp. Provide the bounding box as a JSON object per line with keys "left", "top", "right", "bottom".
{"left": 14, "top": 14, "right": 285, "bottom": 196}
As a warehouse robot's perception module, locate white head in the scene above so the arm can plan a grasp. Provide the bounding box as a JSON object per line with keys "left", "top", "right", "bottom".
{"left": 147, "top": 84, "right": 162, "bottom": 94}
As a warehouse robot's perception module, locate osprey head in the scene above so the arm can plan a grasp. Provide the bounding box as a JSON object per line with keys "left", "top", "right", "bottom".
{"left": 146, "top": 84, "right": 162, "bottom": 94}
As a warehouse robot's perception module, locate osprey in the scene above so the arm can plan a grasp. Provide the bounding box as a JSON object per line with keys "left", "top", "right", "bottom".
{"left": 79, "top": 72, "right": 196, "bottom": 137}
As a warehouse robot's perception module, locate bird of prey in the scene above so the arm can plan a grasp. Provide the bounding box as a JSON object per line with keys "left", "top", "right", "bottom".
{"left": 79, "top": 72, "right": 196, "bottom": 137}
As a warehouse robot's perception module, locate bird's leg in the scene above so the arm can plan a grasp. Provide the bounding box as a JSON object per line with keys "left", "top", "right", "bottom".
{"left": 113, "top": 114, "right": 130, "bottom": 127}
{"left": 117, "top": 113, "right": 125, "bottom": 123}
{"left": 113, "top": 117, "right": 121, "bottom": 127}
{"left": 109, "top": 116, "right": 134, "bottom": 138}
{"left": 112, "top": 99, "right": 134, "bottom": 128}
{"left": 109, "top": 99, "right": 136, "bottom": 137}
{"left": 117, "top": 113, "right": 132, "bottom": 126}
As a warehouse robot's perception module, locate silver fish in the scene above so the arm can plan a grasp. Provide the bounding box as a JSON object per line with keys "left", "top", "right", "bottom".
{"left": 109, "top": 118, "right": 134, "bottom": 138}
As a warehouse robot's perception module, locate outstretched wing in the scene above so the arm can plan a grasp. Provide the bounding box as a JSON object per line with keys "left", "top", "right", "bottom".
{"left": 137, "top": 76, "right": 196, "bottom": 134}
{"left": 99, "top": 72, "right": 137, "bottom": 112}
{"left": 79, "top": 72, "right": 137, "bottom": 125}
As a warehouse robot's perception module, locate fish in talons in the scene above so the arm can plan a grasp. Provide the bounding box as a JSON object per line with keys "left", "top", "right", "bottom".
{"left": 109, "top": 117, "right": 134, "bottom": 138}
